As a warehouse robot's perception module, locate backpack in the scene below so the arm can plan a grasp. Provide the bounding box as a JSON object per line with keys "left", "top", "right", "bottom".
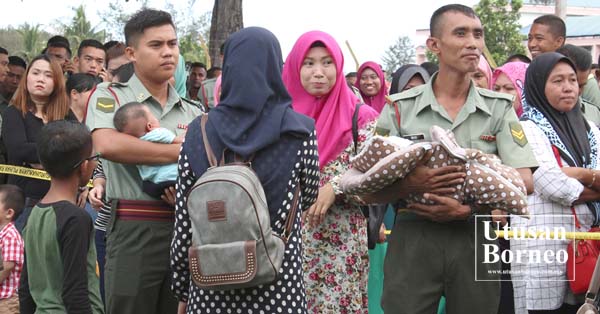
{"left": 186, "top": 114, "right": 300, "bottom": 290}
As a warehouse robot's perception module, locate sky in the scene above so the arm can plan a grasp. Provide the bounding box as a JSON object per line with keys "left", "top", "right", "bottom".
{"left": 0, "top": 0, "right": 479, "bottom": 73}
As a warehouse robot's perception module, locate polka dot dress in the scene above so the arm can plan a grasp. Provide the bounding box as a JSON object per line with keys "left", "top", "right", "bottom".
{"left": 171, "top": 131, "right": 320, "bottom": 314}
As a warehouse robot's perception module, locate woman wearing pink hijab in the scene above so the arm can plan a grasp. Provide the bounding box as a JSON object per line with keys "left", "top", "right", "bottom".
{"left": 355, "top": 61, "right": 388, "bottom": 113}
{"left": 471, "top": 56, "right": 493, "bottom": 89}
{"left": 491, "top": 61, "right": 528, "bottom": 117}
{"left": 282, "top": 30, "right": 378, "bottom": 313}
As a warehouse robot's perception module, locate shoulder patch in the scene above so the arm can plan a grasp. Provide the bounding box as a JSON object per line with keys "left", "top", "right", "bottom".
{"left": 509, "top": 122, "right": 527, "bottom": 147}
{"left": 96, "top": 97, "right": 115, "bottom": 113}
{"left": 388, "top": 86, "right": 424, "bottom": 103}
{"left": 478, "top": 88, "right": 514, "bottom": 102}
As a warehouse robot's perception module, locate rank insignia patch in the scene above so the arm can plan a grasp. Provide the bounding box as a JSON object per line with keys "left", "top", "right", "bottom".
{"left": 96, "top": 97, "right": 115, "bottom": 113}
{"left": 509, "top": 122, "right": 528, "bottom": 147}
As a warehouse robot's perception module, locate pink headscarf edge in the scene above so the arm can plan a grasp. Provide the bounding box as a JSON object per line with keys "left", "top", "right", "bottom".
{"left": 478, "top": 57, "right": 493, "bottom": 89}
{"left": 491, "top": 61, "right": 528, "bottom": 117}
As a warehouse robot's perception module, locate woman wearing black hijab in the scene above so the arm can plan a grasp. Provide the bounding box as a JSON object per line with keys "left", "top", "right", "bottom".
{"left": 389, "top": 64, "right": 430, "bottom": 95}
{"left": 511, "top": 52, "right": 600, "bottom": 314}
{"left": 170, "top": 27, "right": 320, "bottom": 313}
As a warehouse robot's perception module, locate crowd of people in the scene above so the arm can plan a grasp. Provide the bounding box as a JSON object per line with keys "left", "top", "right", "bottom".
{"left": 1, "top": 3, "right": 600, "bottom": 314}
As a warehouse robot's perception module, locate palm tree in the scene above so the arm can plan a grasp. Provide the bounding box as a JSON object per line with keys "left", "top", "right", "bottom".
{"left": 17, "top": 23, "right": 43, "bottom": 62}
{"left": 62, "top": 5, "right": 106, "bottom": 50}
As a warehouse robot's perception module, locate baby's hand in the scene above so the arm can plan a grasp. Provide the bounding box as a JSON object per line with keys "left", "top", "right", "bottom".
{"left": 173, "top": 133, "right": 186, "bottom": 144}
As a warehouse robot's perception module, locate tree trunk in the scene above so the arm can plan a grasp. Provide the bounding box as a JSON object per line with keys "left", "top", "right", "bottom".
{"left": 209, "top": 0, "right": 243, "bottom": 68}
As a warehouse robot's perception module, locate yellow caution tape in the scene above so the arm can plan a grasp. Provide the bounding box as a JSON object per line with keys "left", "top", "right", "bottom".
{"left": 0, "top": 164, "right": 93, "bottom": 188}
{"left": 384, "top": 230, "right": 600, "bottom": 240}
{"left": 496, "top": 230, "right": 600, "bottom": 241}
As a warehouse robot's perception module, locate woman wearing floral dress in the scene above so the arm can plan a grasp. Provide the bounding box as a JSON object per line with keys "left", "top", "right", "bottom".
{"left": 282, "top": 31, "right": 379, "bottom": 314}
{"left": 170, "top": 27, "right": 320, "bottom": 314}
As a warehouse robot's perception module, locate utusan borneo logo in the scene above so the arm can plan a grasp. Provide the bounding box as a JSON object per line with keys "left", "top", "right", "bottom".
{"left": 474, "top": 215, "right": 575, "bottom": 282}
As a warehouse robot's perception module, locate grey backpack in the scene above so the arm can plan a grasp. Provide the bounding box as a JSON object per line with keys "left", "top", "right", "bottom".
{"left": 186, "top": 115, "right": 299, "bottom": 290}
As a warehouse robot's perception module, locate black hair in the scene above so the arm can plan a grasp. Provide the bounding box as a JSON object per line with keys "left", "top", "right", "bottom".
{"left": 47, "top": 35, "right": 70, "bottom": 47}
{"left": 0, "top": 47, "right": 7, "bottom": 55}
{"left": 77, "top": 39, "right": 106, "bottom": 57}
{"left": 37, "top": 120, "right": 92, "bottom": 179}
{"left": 113, "top": 62, "right": 134, "bottom": 83}
{"left": 45, "top": 35, "right": 72, "bottom": 58}
{"left": 8, "top": 56, "right": 26, "bottom": 68}
{"left": 103, "top": 40, "right": 120, "bottom": 51}
{"left": 0, "top": 184, "right": 24, "bottom": 221}
{"left": 310, "top": 41, "right": 326, "bottom": 49}
{"left": 206, "top": 66, "right": 222, "bottom": 79}
{"left": 533, "top": 14, "right": 566, "bottom": 39}
{"left": 505, "top": 53, "right": 531, "bottom": 64}
{"left": 190, "top": 62, "right": 207, "bottom": 70}
{"left": 430, "top": 4, "right": 478, "bottom": 37}
{"left": 66, "top": 73, "right": 98, "bottom": 94}
{"left": 124, "top": 9, "right": 175, "bottom": 47}
{"left": 219, "top": 43, "right": 225, "bottom": 55}
{"left": 556, "top": 44, "right": 593, "bottom": 71}
{"left": 113, "top": 101, "right": 148, "bottom": 132}
{"left": 345, "top": 72, "right": 357, "bottom": 78}
{"left": 420, "top": 61, "right": 439, "bottom": 76}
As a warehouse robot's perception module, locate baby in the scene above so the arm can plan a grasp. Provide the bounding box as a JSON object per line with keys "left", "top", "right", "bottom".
{"left": 340, "top": 126, "right": 529, "bottom": 216}
{"left": 113, "top": 102, "right": 183, "bottom": 198}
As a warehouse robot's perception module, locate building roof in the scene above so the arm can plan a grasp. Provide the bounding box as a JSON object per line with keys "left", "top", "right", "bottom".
{"left": 521, "top": 15, "right": 600, "bottom": 37}
{"left": 523, "top": 0, "right": 600, "bottom": 8}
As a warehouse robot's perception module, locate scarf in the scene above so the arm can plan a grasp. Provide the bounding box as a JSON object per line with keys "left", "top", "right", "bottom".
{"left": 521, "top": 52, "right": 600, "bottom": 222}
{"left": 390, "top": 64, "right": 430, "bottom": 94}
{"left": 282, "top": 30, "right": 378, "bottom": 169}
{"left": 206, "top": 27, "right": 314, "bottom": 157}
{"left": 478, "top": 57, "right": 493, "bottom": 89}
{"left": 355, "top": 61, "right": 388, "bottom": 113}
{"left": 492, "top": 61, "right": 528, "bottom": 117}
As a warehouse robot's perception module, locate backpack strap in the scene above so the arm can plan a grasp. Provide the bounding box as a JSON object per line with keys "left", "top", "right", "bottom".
{"left": 282, "top": 185, "right": 301, "bottom": 243}
{"left": 352, "top": 103, "right": 363, "bottom": 155}
{"left": 200, "top": 115, "right": 218, "bottom": 167}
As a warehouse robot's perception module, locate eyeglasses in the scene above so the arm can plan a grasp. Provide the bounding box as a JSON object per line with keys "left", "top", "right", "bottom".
{"left": 72, "top": 152, "right": 101, "bottom": 169}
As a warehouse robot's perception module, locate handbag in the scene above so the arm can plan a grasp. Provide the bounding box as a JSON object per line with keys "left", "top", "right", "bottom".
{"left": 551, "top": 145, "right": 600, "bottom": 294}
{"left": 567, "top": 229, "right": 600, "bottom": 294}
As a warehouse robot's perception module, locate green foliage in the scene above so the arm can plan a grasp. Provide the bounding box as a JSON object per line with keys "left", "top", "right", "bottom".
{"left": 475, "top": 0, "right": 526, "bottom": 65}
{"left": 60, "top": 5, "right": 106, "bottom": 51}
{"left": 164, "top": 2, "right": 210, "bottom": 64}
{"left": 97, "top": 0, "right": 150, "bottom": 42}
{"left": 2, "top": 1, "right": 211, "bottom": 66}
{"left": 425, "top": 50, "right": 439, "bottom": 65}
{"left": 0, "top": 27, "right": 25, "bottom": 57}
{"left": 17, "top": 23, "right": 48, "bottom": 62}
{"left": 382, "top": 36, "right": 415, "bottom": 74}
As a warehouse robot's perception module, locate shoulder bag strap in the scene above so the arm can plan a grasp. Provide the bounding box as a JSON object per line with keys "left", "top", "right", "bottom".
{"left": 352, "top": 103, "right": 363, "bottom": 155}
{"left": 200, "top": 115, "right": 218, "bottom": 167}
{"left": 282, "top": 184, "right": 301, "bottom": 243}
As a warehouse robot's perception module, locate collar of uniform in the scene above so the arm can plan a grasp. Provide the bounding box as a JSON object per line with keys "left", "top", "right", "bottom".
{"left": 415, "top": 72, "right": 491, "bottom": 116}
{"left": 127, "top": 74, "right": 186, "bottom": 113}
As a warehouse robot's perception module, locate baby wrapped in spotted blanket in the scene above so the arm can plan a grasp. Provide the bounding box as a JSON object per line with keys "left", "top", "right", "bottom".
{"left": 340, "top": 126, "right": 529, "bottom": 216}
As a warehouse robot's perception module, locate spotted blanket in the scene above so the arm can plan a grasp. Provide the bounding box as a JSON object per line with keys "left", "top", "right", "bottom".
{"left": 341, "top": 131, "right": 528, "bottom": 216}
